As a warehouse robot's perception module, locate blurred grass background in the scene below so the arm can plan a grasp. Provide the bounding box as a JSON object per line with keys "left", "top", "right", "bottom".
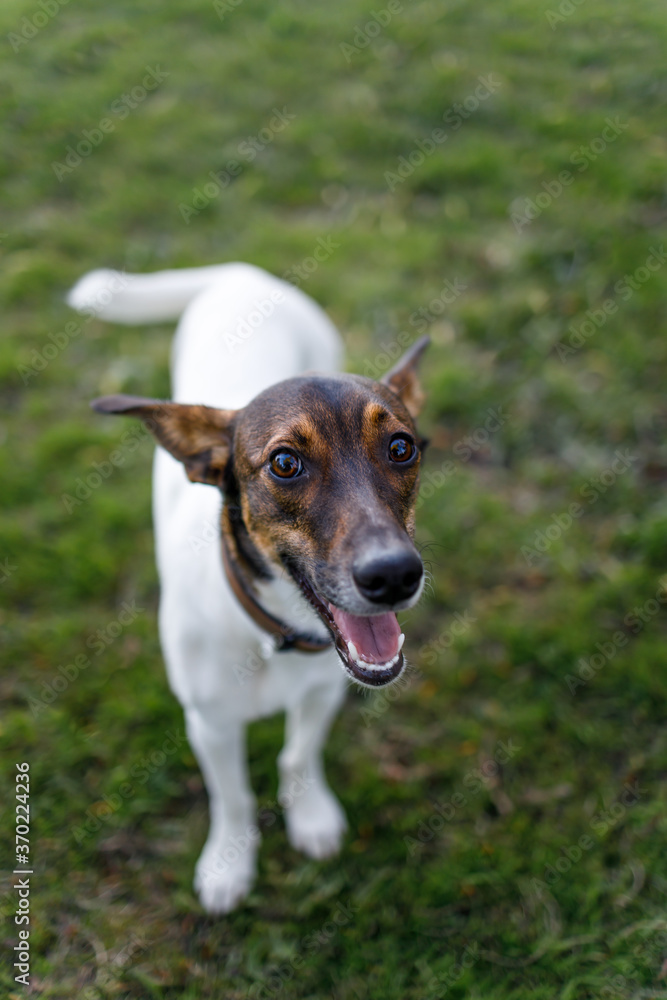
{"left": 1, "top": 0, "right": 667, "bottom": 997}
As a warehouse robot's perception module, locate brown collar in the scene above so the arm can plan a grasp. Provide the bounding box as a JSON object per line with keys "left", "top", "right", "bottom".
{"left": 220, "top": 506, "right": 332, "bottom": 654}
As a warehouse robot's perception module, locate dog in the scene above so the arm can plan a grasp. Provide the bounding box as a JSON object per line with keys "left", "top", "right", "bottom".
{"left": 68, "top": 262, "right": 429, "bottom": 914}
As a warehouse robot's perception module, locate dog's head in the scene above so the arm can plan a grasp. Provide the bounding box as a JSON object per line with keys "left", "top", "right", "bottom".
{"left": 92, "top": 337, "right": 429, "bottom": 688}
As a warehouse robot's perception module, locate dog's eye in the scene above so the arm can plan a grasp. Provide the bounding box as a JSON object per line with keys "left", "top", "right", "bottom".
{"left": 388, "top": 436, "right": 415, "bottom": 464}
{"left": 269, "top": 450, "right": 302, "bottom": 479}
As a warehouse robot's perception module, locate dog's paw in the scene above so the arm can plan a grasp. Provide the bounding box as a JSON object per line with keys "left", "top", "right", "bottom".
{"left": 284, "top": 785, "right": 347, "bottom": 860}
{"left": 194, "top": 837, "right": 258, "bottom": 914}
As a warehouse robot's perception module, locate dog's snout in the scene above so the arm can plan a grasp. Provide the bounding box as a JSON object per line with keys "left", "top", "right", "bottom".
{"left": 353, "top": 549, "right": 423, "bottom": 605}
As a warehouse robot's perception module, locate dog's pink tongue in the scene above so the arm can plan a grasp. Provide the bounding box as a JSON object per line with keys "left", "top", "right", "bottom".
{"left": 329, "top": 607, "right": 401, "bottom": 663}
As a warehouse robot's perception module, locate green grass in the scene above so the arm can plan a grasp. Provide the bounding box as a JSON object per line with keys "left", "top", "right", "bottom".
{"left": 2, "top": 0, "right": 667, "bottom": 996}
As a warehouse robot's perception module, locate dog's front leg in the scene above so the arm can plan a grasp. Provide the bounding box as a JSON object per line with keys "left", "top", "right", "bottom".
{"left": 185, "top": 706, "right": 258, "bottom": 914}
{"left": 278, "top": 674, "right": 347, "bottom": 860}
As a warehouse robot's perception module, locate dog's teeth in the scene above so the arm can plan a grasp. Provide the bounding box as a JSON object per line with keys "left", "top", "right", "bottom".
{"left": 346, "top": 638, "right": 405, "bottom": 672}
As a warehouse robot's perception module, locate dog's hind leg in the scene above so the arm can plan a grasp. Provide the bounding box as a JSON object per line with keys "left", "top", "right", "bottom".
{"left": 185, "top": 706, "right": 258, "bottom": 914}
{"left": 278, "top": 674, "right": 348, "bottom": 860}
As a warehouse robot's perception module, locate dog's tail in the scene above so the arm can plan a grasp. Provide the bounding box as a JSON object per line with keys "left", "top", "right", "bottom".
{"left": 67, "top": 264, "right": 232, "bottom": 325}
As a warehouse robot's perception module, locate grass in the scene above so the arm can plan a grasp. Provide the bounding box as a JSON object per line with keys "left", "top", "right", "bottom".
{"left": 1, "top": 0, "right": 667, "bottom": 996}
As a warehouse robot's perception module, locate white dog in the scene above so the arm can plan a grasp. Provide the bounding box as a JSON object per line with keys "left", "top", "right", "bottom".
{"left": 68, "top": 263, "right": 428, "bottom": 913}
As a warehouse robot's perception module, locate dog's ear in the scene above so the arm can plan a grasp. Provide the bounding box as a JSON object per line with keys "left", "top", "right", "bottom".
{"left": 381, "top": 336, "right": 430, "bottom": 419}
{"left": 91, "top": 395, "right": 236, "bottom": 486}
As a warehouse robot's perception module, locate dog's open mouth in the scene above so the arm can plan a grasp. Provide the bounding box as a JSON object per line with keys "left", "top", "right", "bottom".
{"left": 296, "top": 576, "right": 405, "bottom": 687}
{"left": 328, "top": 604, "right": 405, "bottom": 686}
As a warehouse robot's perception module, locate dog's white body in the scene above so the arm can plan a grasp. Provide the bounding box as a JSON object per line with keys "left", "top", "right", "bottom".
{"left": 69, "top": 264, "right": 349, "bottom": 912}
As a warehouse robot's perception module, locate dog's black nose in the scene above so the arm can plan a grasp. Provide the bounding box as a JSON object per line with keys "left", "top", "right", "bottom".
{"left": 353, "top": 550, "right": 423, "bottom": 605}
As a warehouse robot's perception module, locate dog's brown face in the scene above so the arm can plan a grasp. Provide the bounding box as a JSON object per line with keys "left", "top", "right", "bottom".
{"left": 92, "top": 338, "right": 429, "bottom": 687}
